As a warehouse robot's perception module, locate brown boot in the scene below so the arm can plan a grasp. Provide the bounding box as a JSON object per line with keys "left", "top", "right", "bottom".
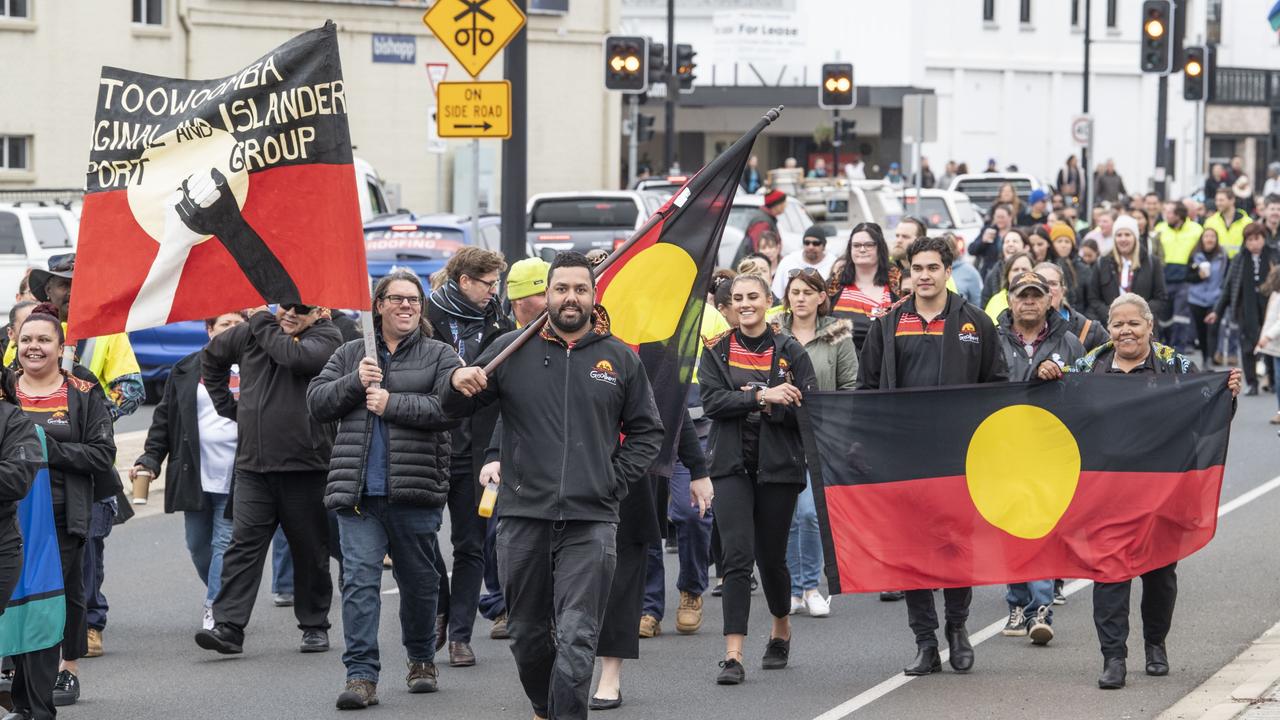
{"left": 336, "top": 679, "right": 379, "bottom": 710}
{"left": 406, "top": 661, "right": 439, "bottom": 693}
{"left": 490, "top": 614, "right": 510, "bottom": 640}
{"left": 448, "top": 640, "right": 476, "bottom": 667}
{"left": 675, "top": 592, "right": 703, "bottom": 634}
{"left": 638, "top": 614, "right": 661, "bottom": 638}
{"left": 85, "top": 629, "right": 103, "bottom": 658}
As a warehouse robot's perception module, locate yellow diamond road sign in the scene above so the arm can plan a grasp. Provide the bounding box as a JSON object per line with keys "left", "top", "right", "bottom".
{"left": 423, "top": 0, "right": 527, "bottom": 78}
{"left": 437, "top": 81, "right": 511, "bottom": 139}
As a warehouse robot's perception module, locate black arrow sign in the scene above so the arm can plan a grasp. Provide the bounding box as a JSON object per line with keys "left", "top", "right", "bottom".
{"left": 453, "top": 121, "right": 494, "bottom": 131}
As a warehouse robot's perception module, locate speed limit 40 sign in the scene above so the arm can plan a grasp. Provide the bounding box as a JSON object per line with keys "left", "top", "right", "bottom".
{"left": 1071, "top": 115, "right": 1093, "bottom": 147}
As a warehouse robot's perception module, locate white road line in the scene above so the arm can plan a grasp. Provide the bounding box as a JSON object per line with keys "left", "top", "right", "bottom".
{"left": 811, "top": 473, "right": 1280, "bottom": 720}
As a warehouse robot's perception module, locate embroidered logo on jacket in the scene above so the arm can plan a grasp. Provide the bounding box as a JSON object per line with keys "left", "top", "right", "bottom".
{"left": 959, "top": 321, "right": 980, "bottom": 345}
{"left": 590, "top": 359, "right": 618, "bottom": 386}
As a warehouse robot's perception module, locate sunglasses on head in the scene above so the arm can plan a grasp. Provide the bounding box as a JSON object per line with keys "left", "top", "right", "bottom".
{"left": 787, "top": 267, "right": 823, "bottom": 278}
{"left": 281, "top": 303, "right": 314, "bottom": 315}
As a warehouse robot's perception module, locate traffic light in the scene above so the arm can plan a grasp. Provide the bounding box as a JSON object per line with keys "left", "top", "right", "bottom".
{"left": 676, "top": 44, "right": 697, "bottom": 93}
{"left": 637, "top": 113, "right": 656, "bottom": 142}
{"left": 1182, "top": 45, "right": 1203, "bottom": 101}
{"left": 648, "top": 41, "right": 667, "bottom": 87}
{"left": 604, "top": 35, "right": 648, "bottom": 93}
{"left": 1140, "top": 0, "right": 1173, "bottom": 73}
{"left": 819, "top": 63, "right": 855, "bottom": 109}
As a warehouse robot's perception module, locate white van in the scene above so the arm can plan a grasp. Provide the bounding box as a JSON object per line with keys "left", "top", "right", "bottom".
{"left": 354, "top": 157, "right": 392, "bottom": 222}
{"left": 0, "top": 203, "right": 79, "bottom": 313}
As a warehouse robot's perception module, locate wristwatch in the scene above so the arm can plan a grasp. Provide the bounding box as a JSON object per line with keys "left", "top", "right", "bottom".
{"left": 757, "top": 389, "right": 767, "bottom": 407}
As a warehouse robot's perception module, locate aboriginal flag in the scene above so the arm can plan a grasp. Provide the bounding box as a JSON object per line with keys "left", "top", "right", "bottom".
{"left": 803, "top": 373, "right": 1233, "bottom": 595}
{"left": 595, "top": 109, "right": 776, "bottom": 473}
{"left": 69, "top": 23, "right": 369, "bottom": 341}
{"left": 0, "top": 428, "right": 65, "bottom": 656}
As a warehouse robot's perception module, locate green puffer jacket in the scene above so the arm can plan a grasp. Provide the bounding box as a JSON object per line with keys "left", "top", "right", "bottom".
{"left": 772, "top": 314, "right": 858, "bottom": 391}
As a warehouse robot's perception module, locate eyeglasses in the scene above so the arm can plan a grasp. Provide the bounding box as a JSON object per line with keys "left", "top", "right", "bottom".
{"left": 803, "top": 239, "right": 826, "bottom": 247}
{"left": 849, "top": 242, "right": 877, "bottom": 251}
{"left": 788, "top": 267, "right": 823, "bottom": 278}
{"left": 381, "top": 295, "right": 422, "bottom": 307}
{"left": 465, "top": 275, "right": 501, "bottom": 291}
{"left": 280, "top": 303, "right": 314, "bottom": 315}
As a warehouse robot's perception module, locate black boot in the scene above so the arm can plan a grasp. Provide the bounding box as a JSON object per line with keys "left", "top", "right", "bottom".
{"left": 903, "top": 645, "right": 941, "bottom": 676}
{"left": 1145, "top": 643, "right": 1169, "bottom": 676}
{"left": 946, "top": 623, "right": 974, "bottom": 673}
{"left": 1098, "top": 657, "right": 1126, "bottom": 689}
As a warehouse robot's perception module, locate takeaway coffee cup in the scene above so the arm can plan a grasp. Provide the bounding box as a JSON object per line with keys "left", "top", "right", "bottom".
{"left": 132, "top": 469, "right": 153, "bottom": 505}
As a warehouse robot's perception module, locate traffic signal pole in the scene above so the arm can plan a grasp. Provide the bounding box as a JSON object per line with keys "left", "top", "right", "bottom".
{"left": 1082, "top": 0, "right": 1092, "bottom": 212}
{"left": 664, "top": 0, "right": 676, "bottom": 173}
{"left": 1155, "top": 73, "right": 1169, "bottom": 198}
{"left": 832, "top": 109, "right": 840, "bottom": 182}
{"left": 628, "top": 94, "right": 640, "bottom": 188}
{"left": 501, "top": 0, "right": 529, "bottom": 262}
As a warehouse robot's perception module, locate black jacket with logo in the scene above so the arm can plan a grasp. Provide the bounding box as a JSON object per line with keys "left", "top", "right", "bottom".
{"left": 858, "top": 291, "right": 1008, "bottom": 389}
{"left": 440, "top": 307, "right": 664, "bottom": 524}
{"left": 202, "top": 312, "right": 343, "bottom": 474}
{"left": 699, "top": 330, "right": 817, "bottom": 486}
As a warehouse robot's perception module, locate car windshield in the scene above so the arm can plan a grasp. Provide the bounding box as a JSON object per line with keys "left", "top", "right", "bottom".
{"left": 904, "top": 196, "right": 955, "bottom": 229}
{"left": 727, "top": 206, "right": 759, "bottom": 233}
{"left": 866, "top": 190, "right": 903, "bottom": 229}
{"left": 953, "top": 178, "right": 1034, "bottom": 213}
{"left": 364, "top": 226, "right": 465, "bottom": 260}
{"left": 30, "top": 215, "right": 73, "bottom": 249}
{"left": 529, "top": 198, "right": 639, "bottom": 229}
{"left": 954, "top": 198, "right": 982, "bottom": 225}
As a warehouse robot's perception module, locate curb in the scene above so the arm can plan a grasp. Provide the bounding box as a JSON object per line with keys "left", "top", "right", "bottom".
{"left": 1158, "top": 619, "right": 1280, "bottom": 720}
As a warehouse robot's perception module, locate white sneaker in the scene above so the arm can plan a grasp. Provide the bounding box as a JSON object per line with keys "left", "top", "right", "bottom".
{"left": 201, "top": 606, "right": 215, "bottom": 631}
{"left": 789, "top": 596, "right": 805, "bottom": 615}
{"left": 804, "top": 591, "right": 831, "bottom": 617}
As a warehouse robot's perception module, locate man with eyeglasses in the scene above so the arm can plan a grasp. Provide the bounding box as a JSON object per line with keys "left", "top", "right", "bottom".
{"left": 771, "top": 226, "right": 836, "bottom": 300}
{"left": 195, "top": 301, "right": 343, "bottom": 656}
{"left": 426, "top": 247, "right": 515, "bottom": 668}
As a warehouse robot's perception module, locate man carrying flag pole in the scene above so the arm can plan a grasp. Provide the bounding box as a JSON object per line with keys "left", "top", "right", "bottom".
{"left": 443, "top": 108, "right": 781, "bottom": 719}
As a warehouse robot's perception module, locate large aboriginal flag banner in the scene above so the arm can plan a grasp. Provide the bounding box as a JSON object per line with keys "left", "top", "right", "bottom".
{"left": 69, "top": 23, "right": 369, "bottom": 341}
{"left": 0, "top": 429, "right": 65, "bottom": 656}
{"left": 594, "top": 111, "right": 770, "bottom": 473}
{"left": 804, "top": 374, "right": 1233, "bottom": 594}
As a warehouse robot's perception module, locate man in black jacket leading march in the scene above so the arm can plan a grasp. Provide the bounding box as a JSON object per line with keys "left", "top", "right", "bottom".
{"left": 859, "top": 236, "right": 1008, "bottom": 677}
{"left": 195, "top": 304, "right": 343, "bottom": 656}
{"left": 443, "top": 252, "right": 663, "bottom": 720}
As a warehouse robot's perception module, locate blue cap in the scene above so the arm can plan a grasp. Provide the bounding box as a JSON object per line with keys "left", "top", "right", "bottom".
{"left": 889, "top": 162, "right": 900, "bottom": 169}
{"left": 1029, "top": 189, "right": 1048, "bottom": 204}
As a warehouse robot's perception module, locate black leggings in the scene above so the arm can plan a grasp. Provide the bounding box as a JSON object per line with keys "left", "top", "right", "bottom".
{"left": 713, "top": 474, "right": 799, "bottom": 636}
{"left": 1189, "top": 304, "right": 1219, "bottom": 366}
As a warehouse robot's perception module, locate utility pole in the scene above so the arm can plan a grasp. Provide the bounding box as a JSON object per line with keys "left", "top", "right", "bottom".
{"left": 500, "top": 0, "right": 529, "bottom": 261}
{"left": 663, "top": 0, "right": 676, "bottom": 173}
{"left": 627, "top": 95, "right": 640, "bottom": 188}
{"left": 1082, "top": 0, "right": 1092, "bottom": 212}
{"left": 1155, "top": 74, "right": 1169, "bottom": 198}
{"left": 831, "top": 109, "right": 840, "bottom": 182}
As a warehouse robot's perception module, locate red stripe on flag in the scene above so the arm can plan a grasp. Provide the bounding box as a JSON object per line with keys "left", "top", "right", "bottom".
{"left": 823, "top": 467, "right": 1222, "bottom": 592}
{"left": 595, "top": 217, "right": 665, "bottom": 295}
{"left": 69, "top": 163, "right": 369, "bottom": 340}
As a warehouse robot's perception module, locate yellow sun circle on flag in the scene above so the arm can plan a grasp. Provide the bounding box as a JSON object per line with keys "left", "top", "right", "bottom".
{"left": 965, "top": 405, "right": 1081, "bottom": 540}
{"left": 600, "top": 243, "right": 698, "bottom": 345}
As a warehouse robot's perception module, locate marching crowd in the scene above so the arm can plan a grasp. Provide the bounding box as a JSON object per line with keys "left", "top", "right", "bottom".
{"left": 0, "top": 159, "right": 1258, "bottom": 720}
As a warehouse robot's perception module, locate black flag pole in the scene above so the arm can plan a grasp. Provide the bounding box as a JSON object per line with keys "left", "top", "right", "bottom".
{"left": 480, "top": 105, "right": 784, "bottom": 375}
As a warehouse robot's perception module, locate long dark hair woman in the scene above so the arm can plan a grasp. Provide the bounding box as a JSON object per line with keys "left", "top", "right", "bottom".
{"left": 700, "top": 274, "right": 817, "bottom": 686}
{"left": 5, "top": 303, "right": 115, "bottom": 715}
{"left": 1048, "top": 222, "right": 1093, "bottom": 311}
{"left": 827, "top": 223, "right": 897, "bottom": 351}
{"left": 1208, "top": 222, "right": 1278, "bottom": 394}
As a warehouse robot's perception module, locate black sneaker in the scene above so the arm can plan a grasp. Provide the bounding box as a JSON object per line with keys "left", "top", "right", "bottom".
{"left": 51, "top": 670, "right": 79, "bottom": 707}
{"left": 195, "top": 624, "right": 244, "bottom": 655}
{"left": 1053, "top": 579, "right": 1067, "bottom": 606}
{"left": 880, "top": 591, "right": 906, "bottom": 602}
{"left": 716, "top": 658, "right": 745, "bottom": 685}
{"left": 761, "top": 637, "right": 790, "bottom": 670}
{"left": 300, "top": 629, "right": 330, "bottom": 653}
{"left": 711, "top": 579, "right": 724, "bottom": 597}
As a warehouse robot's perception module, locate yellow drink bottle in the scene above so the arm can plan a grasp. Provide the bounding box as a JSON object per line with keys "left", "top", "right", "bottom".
{"left": 478, "top": 481, "right": 499, "bottom": 518}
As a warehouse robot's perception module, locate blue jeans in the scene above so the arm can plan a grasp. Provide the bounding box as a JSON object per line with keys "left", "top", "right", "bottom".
{"left": 83, "top": 499, "right": 115, "bottom": 631}
{"left": 183, "top": 492, "right": 233, "bottom": 607}
{"left": 641, "top": 445, "right": 713, "bottom": 619}
{"left": 337, "top": 498, "right": 444, "bottom": 682}
{"left": 1273, "top": 357, "right": 1280, "bottom": 410}
{"left": 271, "top": 527, "right": 293, "bottom": 595}
{"left": 477, "top": 517, "right": 506, "bottom": 620}
{"left": 786, "top": 475, "right": 823, "bottom": 596}
{"left": 1006, "top": 580, "right": 1055, "bottom": 623}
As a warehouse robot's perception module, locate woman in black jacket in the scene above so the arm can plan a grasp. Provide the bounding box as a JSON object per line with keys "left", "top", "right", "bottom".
{"left": 5, "top": 303, "right": 115, "bottom": 713}
{"left": 306, "top": 270, "right": 462, "bottom": 708}
{"left": 1088, "top": 215, "right": 1168, "bottom": 322}
{"left": 700, "top": 274, "right": 817, "bottom": 686}
{"left": 131, "top": 311, "right": 246, "bottom": 630}
{"left": 1208, "top": 223, "right": 1278, "bottom": 395}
